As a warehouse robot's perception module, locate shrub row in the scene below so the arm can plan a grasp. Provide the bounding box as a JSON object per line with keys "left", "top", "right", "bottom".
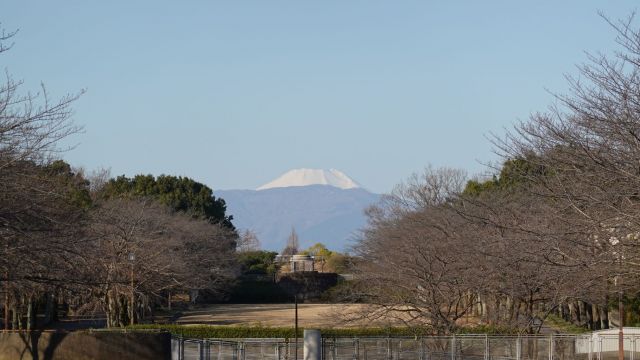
{"left": 128, "top": 324, "right": 519, "bottom": 339}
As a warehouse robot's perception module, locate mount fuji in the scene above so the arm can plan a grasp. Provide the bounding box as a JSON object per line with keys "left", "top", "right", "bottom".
{"left": 256, "top": 168, "right": 361, "bottom": 190}
{"left": 215, "top": 169, "right": 380, "bottom": 252}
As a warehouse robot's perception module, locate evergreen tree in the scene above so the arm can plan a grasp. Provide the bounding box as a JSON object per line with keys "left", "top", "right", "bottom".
{"left": 101, "top": 174, "right": 234, "bottom": 229}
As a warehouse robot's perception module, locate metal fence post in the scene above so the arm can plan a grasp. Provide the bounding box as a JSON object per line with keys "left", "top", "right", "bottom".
{"left": 387, "top": 337, "right": 391, "bottom": 360}
{"left": 354, "top": 338, "right": 359, "bottom": 360}
{"left": 166, "top": 334, "right": 611, "bottom": 360}
{"left": 451, "top": 335, "right": 456, "bottom": 360}
{"left": 598, "top": 337, "right": 602, "bottom": 360}
{"left": 197, "top": 340, "right": 204, "bottom": 360}
{"left": 484, "top": 334, "right": 489, "bottom": 360}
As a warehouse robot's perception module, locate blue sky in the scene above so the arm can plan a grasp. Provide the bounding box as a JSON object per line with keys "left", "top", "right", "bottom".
{"left": 2, "top": 1, "right": 637, "bottom": 193}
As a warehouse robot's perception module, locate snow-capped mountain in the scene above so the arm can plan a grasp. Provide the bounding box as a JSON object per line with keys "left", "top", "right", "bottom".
{"left": 256, "top": 168, "right": 361, "bottom": 190}
{"left": 215, "top": 169, "right": 379, "bottom": 252}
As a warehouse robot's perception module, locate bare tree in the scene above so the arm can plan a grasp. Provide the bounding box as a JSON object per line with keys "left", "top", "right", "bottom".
{"left": 351, "top": 164, "right": 611, "bottom": 333}
{"left": 282, "top": 227, "right": 300, "bottom": 255}
{"left": 236, "top": 229, "right": 261, "bottom": 252}
{"left": 1, "top": 160, "right": 90, "bottom": 330}
{"left": 0, "top": 25, "right": 86, "bottom": 330}
{"left": 350, "top": 167, "right": 482, "bottom": 333}
{"left": 489, "top": 13, "right": 640, "bottom": 323}
{"left": 86, "top": 197, "right": 236, "bottom": 327}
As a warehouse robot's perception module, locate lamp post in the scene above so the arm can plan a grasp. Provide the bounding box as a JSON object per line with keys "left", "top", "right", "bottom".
{"left": 619, "top": 289, "right": 624, "bottom": 360}
{"left": 616, "top": 274, "right": 624, "bottom": 360}
{"left": 614, "top": 232, "right": 624, "bottom": 360}
{"left": 294, "top": 292, "right": 299, "bottom": 360}
{"left": 128, "top": 252, "right": 135, "bottom": 326}
{"left": 4, "top": 268, "right": 8, "bottom": 332}
{"left": 4, "top": 242, "right": 9, "bottom": 331}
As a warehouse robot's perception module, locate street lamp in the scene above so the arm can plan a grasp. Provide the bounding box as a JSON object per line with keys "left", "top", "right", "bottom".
{"left": 128, "top": 252, "right": 135, "bottom": 326}
{"left": 612, "top": 230, "right": 625, "bottom": 360}
{"left": 615, "top": 274, "right": 624, "bottom": 360}
{"left": 294, "top": 292, "right": 299, "bottom": 360}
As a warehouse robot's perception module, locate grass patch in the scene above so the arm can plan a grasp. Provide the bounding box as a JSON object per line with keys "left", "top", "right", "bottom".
{"left": 456, "top": 324, "right": 519, "bottom": 335}
{"left": 545, "top": 315, "right": 589, "bottom": 334}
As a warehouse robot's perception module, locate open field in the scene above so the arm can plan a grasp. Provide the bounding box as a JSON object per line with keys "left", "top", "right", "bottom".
{"left": 172, "top": 304, "right": 563, "bottom": 333}
{"left": 175, "top": 303, "right": 402, "bottom": 328}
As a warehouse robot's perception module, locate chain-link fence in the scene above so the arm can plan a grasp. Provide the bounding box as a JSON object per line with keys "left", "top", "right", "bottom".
{"left": 171, "top": 334, "right": 640, "bottom": 360}
{"left": 172, "top": 338, "right": 303, "bottom": 360}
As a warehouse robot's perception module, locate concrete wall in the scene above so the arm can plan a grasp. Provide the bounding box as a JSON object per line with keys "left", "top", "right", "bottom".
{"left": 0, "top": 330, "right": 170, "bottom": 360}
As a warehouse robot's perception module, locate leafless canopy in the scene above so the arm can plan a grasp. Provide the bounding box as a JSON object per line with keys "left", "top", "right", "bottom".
{"left": 352, "top": 14, "right": 640, "bottom": 334}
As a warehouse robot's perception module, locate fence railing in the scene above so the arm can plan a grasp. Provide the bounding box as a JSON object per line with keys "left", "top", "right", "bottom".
{"left": 171, "top": 334, "right": 640, "bottom": 360}
{"left": 172, "top": 337, "right": 303, "bottom": 360}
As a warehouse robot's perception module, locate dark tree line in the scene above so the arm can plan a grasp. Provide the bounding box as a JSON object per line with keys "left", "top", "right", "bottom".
{"left": 102, "top": 174, "right": 234, "bottom": 230}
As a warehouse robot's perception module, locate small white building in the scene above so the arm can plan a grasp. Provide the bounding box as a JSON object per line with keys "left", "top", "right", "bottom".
{"left": 575, "top": 327, "right": 640, "bottom": 355}
{"left": 275, "top": 254, "right": 315, "bottom": 272}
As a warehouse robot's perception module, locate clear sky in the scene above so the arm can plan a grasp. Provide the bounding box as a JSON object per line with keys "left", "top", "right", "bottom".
{"left": 2, "top": 1, "right": 637, "bottom": 193}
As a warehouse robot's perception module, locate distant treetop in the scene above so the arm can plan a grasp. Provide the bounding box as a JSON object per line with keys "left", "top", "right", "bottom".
{"left": 101, "top": 174, "right": 235, "bottom": 229}
{"left": 463, "top": 157, "right": 548, "bottom": 197}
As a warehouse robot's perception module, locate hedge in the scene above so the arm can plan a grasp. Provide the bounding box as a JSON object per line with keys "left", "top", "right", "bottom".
{"left": 128, "top": 324, "right": 519, "bottom": 339}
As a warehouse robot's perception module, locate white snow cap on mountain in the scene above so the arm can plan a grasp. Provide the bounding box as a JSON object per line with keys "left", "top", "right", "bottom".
{"left": 257, "top": 168, "right": 361, "bottom": 190}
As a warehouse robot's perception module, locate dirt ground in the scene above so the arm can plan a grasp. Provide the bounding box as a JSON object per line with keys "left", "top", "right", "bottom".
{"left": 175, "top": 303, "right": 401, "bottom": 328}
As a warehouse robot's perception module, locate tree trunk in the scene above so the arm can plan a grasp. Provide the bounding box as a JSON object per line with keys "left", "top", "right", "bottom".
{"left": 578, "top": 301, "right": 585, "bottom": 325}
{"left": 43, "top": 292, "right": 54, "bottom": 326}
{"left": 563, "top": 302, "right": 571, "bottom": 322}
{"left": 592, "top": 304, "right": 601, "bottom": 330}
{"left": 585, "top": 302, "right": 594, "bottom": 330}
{"left": 26, "top": 297, "right": 31, "bottom": 331}
{"left": 601, "top": 299, "right": 610, "bottom": 329}
{"left": 481, "top": 294, "right": 488, "bottom": 323}
{"left": 118, "top": 295, "right": 127, "bottom": 327}
{"left": 569, "top": 301, "right": 580, "bottom": 325}
{"left": 106, "top": 291, "right": 116, "bottom": 328}
{"left": 476, "top": 293, "right": 483, "bottom": 317}
{"left": 493, "top": 296, "right": 501, "bottom": 325}
{"left": 507, "top": 296, "right": 515, "bottom": 323}
{"left": 4, "top": 271, "right": 9, "bottom": 330}
{"left": 11, "top": 305, "right": 18, "bottom": 330}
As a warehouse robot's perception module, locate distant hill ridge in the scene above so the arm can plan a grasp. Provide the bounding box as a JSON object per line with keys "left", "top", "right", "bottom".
{"left": 216, "top": 169, "right": 379, "bottom": 252}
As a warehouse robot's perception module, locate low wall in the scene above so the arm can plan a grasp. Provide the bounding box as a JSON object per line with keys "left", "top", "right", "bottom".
{"left": 0, "top": 330, "right": 170, "bottom": 360}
